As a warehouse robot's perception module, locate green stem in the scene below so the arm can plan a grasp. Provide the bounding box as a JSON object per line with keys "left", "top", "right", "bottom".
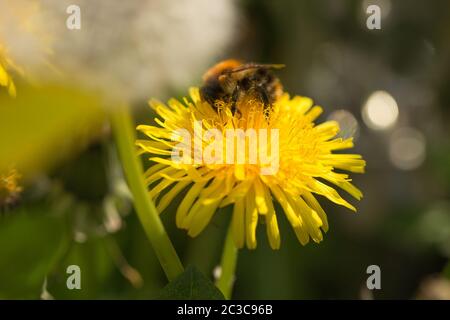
{"left": 216, "top": 223, "right": 238, "bottom": 299}
{"left": 109, "top": 106, "right": 184, "bottom": 281}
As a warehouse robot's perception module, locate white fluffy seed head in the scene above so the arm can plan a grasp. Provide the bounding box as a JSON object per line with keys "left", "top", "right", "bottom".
{"left": 0, "top": 0, "right": 237, "bottom": 102}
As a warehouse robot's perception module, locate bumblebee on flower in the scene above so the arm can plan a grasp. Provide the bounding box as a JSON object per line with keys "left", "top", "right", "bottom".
{"left": 137, "top": 60, "right": 366, "bottom": 250}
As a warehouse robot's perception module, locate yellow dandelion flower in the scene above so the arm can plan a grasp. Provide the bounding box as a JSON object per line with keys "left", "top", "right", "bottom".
{"left": 0, "top": 168, "right": 22, "bottom": 208}
{"left": 137, "top": 87, "right": 365, "bottom": 249}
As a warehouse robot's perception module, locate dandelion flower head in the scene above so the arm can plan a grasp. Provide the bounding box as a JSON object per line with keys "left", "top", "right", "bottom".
{"left": 137, "top": 66, "right": 366, "bottom": 249}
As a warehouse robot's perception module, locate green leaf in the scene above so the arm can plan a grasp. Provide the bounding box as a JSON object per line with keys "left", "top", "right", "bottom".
{"left": 47, "top": 235, "right": 114, "bottom": 299}
{"left": 0, "top": 206, "right": 66, "bottom": 299}
{"left": 158, "top": 265, "right": 225, "bottom": 300}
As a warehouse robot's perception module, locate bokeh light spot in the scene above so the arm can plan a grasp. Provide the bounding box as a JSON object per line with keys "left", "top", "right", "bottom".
{"left": 389, "top": 127, "right": 426, "bottom": 170}
{"left": 362, "top": 90, "right": 399, "bottom": 130}
{"left": 327, "top": 109, "right": 359, "bottom": 140}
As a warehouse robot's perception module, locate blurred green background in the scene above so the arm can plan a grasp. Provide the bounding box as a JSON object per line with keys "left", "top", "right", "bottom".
{"left": 1, "top": 0, "right": 449, "bottom": 299}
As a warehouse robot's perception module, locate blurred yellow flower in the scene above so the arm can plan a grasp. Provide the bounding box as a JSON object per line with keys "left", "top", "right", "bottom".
{"left": 137, "top": 88, "right": 365, "bottom": 249}
{"left": 0, "top": 46, "right": 18, "bottom": 97}
{"left": 0, "top": 0, "right": 53, "bottom": 97}
{"left": 0, "top": 168, "right": 22, "bottom": 208}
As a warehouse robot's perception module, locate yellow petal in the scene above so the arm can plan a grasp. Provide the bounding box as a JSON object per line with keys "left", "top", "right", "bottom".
{"left": 176, "top": 180, "right": 208, "bottom": 228}
{"left": 232, "top": 197, "right": 245, "bottom": 248}
{"left": 156, "top": 180, "right": 190, "bottom": 213}
{"left": 302, "top": 192, "right": 329, "bottom": 232}
{"left": 245, "top": 186, "right": 258, "bottom": 249}
{"left": 263, "top": 186, "right": 280, "bottom": 249}
{"left": 254, "top": 178, "right": 268, "bottom": 214}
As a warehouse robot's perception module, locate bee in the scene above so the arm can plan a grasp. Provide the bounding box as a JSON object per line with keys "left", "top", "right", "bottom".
{"left": 199, "top": 59, "right": 285, "bottom": 116}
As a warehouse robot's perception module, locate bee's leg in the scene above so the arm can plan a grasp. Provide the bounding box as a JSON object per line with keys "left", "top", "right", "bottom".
{"left": 230, "top": 87, "right": 240, "bottom": 115}
{"left": 255, "top": 86, "right": 272, "bottom": 118}
{"left": 257, "top": 86, "right": 270, "bottom": 105}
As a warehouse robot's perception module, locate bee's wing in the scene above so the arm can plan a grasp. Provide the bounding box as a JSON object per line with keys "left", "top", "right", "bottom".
{"left": 227, "top": 63, "right": 285, "bottom": 74}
